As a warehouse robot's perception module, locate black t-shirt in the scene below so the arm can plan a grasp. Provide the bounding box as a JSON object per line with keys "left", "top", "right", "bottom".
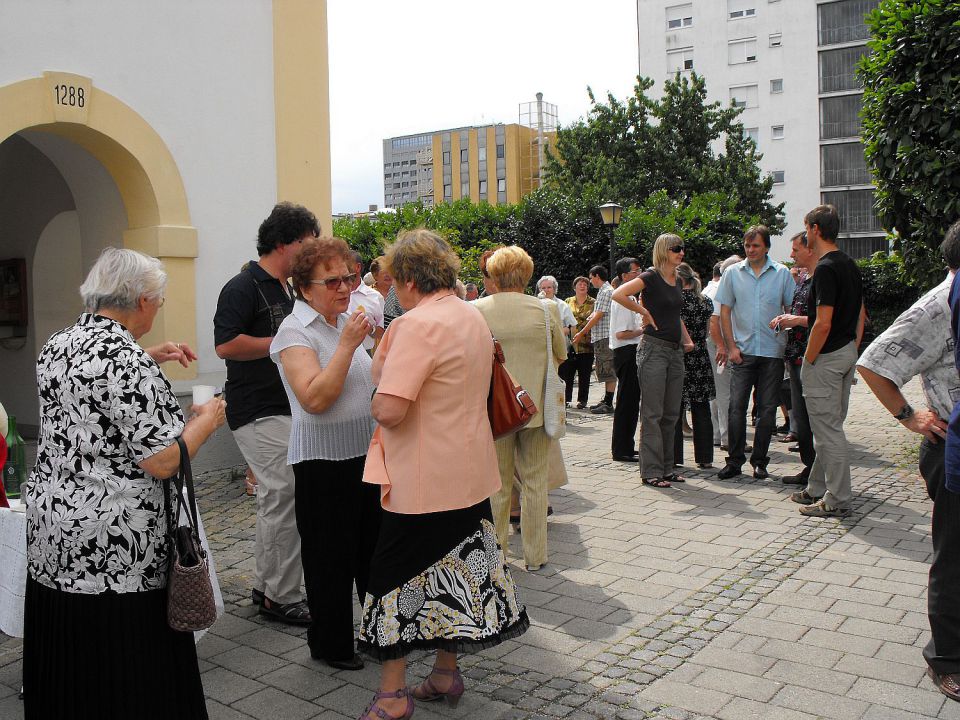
{"left": 214, "top": 261, "right": 294, "bottom": 430}
{"left": 639, "top": 269, "right": 683, "bottom": 345}
{"left": 808, "top": 250, "right": 863, "bottom": 355}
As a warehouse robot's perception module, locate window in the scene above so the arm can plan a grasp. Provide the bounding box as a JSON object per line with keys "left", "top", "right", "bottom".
{"left": 443, "top": 184, "right": 451, "bottom": 198}
{"left": 770, "top": 78, "right": 783, "bottom": 93}
{"left": 667, "top": 47, "right": 694, "bottom": 74}
{"left": 497, "top": 178, "right": 506, "bottom": 192}
{"left": 666, "top": 3, "right": 693, "bottom": 29}
{"left": 728, "top": 37, "right": 758, "bottom": 64}
{"left": 771, "top": 124, "right": 784, "bottom": 139}
{"left": 496, "top": 144, "right": 505, "bottom": 159}
{"left": 460, "top": 148, "right": 469, "bottom": 162}
{"left": 442, "top": 151, "right": 451, "bottom": 165}
{"left": 729, "top": 84, "right": 759, "bottom": 109}
{"left": 820, "top": 94, "right": 863, "bottom": 139}
{"left": 479, "top": 147, "right": 487, "bottom": 161}
{"left": 819, "top": 45, "right": 869, "bottom": 93}
{"left": 479, "top": 180, "right": 487, "bottom": 194}
{"left": 728, "top": 0, "right": 756, "bottom": 19}
{"left": 772, "top": 170, "right": 785, "bottom": 184}
{"left": 743, "top": 127, "right": 759, "bottom": 144}
{"left": 818, "top": 0, "right": 879, "bottom": 46}
{"left": 821, "top": 142, "right": 871, "bottom": 186}
{"left": 461, "top": 182, "right": 469, "bottom": 197}
{"left": 822, "top": 189, "right": 881, "bottom": 232}
{"left": 769, "top": 32, "right": 782, "bottom": 47}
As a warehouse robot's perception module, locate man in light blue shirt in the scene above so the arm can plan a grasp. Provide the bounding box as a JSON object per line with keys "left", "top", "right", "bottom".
{"left": 715, "top": 225, "right": 795, "bottom": 479}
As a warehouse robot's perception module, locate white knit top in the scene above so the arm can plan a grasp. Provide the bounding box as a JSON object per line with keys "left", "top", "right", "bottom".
{"left": 270, "top": 300, "right": 375, "bottom": 463}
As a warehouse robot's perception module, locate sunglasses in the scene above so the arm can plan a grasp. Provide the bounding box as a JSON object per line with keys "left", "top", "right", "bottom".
{"left": 669, "top": 245, "right": 685, "bottom": 253}
{"left": 308, "top": 273, "right": 356, "bottom": 290}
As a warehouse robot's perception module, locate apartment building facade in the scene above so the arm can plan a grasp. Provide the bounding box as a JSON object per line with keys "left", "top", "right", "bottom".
{"left": 382, "top": 122, "right": 555, "bottom": 209}
{"left": 638, "top": 0, "right": 883, "bottom": 258}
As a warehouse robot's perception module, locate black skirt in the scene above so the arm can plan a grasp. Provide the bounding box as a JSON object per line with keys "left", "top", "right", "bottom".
{"left": 22, "top": 576, "right": 207, "bottom": 720}
{"left": 357, "top": 500, "right": 529, "bottom": 661}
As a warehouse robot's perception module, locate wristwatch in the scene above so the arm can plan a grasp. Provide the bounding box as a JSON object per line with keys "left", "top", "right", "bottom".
{"left": 893, "top": 403, "right": 914, "bottom": 421}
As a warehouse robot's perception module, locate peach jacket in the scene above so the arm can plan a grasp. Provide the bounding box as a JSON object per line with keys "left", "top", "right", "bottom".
{"left": 363, "top": 293, "right": 501, "bottom": 514}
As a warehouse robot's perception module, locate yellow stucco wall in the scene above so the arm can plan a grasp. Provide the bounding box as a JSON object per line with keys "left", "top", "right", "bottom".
{"left": 273, "top": 0, "right": 332, "bottom": 234}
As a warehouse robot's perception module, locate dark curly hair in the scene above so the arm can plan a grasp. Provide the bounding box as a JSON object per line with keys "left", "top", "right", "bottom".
{"left": 290, "top": 236, "right": 353, "bottom": 298}
{"left": 256, "top": 202, "right": 320, "bottom": 256}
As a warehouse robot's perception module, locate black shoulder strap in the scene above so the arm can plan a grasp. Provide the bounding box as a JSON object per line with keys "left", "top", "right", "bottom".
{"left": 164, "top": 437, "right": 200, "bottom": 535}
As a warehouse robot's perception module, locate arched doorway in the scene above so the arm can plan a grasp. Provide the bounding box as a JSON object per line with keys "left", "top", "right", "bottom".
{"left": 0, "top": 72, "right": 198, "bottom": 435}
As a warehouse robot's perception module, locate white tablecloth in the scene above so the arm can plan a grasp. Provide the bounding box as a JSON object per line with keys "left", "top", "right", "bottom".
{"left": 0, "top": 498, "right": 223, "bottom": 641}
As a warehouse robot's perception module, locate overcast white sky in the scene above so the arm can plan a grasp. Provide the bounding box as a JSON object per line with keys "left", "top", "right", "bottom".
{"left": 327, "top": 1, "right": 641, "bottom": 213}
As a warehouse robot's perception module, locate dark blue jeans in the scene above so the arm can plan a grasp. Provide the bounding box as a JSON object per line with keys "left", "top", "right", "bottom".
{"left": 726, "top": 354, "right": 784, "bottom": 469}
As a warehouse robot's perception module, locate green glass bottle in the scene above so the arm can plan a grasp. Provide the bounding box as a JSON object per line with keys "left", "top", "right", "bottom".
{"left": 2, "top": 415, "right": 26, "bottom": 499}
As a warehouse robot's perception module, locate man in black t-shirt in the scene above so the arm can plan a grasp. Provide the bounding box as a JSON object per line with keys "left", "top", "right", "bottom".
{"left": 214, "top": 202, "right": 319, "bottom": 625}
{"left": 791, "top": 204, "right": 865, "bottom": 518}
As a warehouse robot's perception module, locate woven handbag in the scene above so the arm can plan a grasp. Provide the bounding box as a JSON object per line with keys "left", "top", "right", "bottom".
{"left": 488, "top": 337, "right": 538, "bottom": 439}
{"left": 164, "top": 437, "right": 216, "bottom": 632}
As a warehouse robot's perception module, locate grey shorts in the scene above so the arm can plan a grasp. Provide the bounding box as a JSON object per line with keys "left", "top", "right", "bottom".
{"left": 593, "top": 341, "right": 616, "bottom": 382}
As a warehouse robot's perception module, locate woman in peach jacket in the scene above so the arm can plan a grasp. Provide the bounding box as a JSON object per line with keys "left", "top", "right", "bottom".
{"left": 356, "top": 229, "right": 528, "bottom": 720}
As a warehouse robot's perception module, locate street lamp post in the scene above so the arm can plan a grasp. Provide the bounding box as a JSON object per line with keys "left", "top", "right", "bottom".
{"left": 599, "top": 202, "right": 623, "bottom": 279}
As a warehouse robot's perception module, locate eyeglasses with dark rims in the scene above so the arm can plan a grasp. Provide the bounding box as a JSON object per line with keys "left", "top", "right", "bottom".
{"left": 308, "top": 273, "right": 357, "bottom": 290}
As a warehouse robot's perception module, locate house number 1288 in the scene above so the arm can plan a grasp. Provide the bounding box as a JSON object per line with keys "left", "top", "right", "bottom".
{"left": 54, "top": 84, "right": 85, "bottom": 108}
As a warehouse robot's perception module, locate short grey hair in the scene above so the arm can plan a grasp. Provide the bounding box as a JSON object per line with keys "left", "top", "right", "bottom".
{"left": 80, "top": 247, "right": 167, "bottom": 312}
{"left": 536, "top": 275, "right": 559, "bottom": 292}
{"left": 719, "top": 254, "right": 742, "bottom": 275}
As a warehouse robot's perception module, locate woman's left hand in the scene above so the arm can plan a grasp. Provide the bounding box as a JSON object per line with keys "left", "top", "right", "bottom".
{"left": 193, "top": 396, "right": 227, "bottom": 432}
{"left": 340, "top": 310, "right": 372, "bottom": 351}
{"left": 683, "top": 339, "right": 695, "bottom": 353}
{"left": 146, "top": 341, "right": 198, "bottom": 367}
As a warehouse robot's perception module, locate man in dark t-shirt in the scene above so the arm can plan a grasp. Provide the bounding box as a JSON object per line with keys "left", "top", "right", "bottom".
{"left": 214, "top": 202, "right": 319, "bottom": 625}
{"left": 792, "top": 204, "right": 865, "bottom": 518}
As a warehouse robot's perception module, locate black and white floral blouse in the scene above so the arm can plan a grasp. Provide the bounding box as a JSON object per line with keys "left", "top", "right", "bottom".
{"left": 26, "top": 313, "right": 184, "bottom": 594}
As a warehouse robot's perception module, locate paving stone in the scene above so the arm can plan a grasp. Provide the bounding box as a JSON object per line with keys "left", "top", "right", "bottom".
{"left": 232, "top": 686, "right": 321, "bottom": 720}
{"left": 200, "top": 666, "right": 267, "bottom": 705}
{"left": 641, "top": 678, "right": 732, "bottom": 716}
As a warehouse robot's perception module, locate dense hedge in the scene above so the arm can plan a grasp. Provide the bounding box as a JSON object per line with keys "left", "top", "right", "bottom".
{"left": 857, "top": 251, "right": 926, "bottom": 335}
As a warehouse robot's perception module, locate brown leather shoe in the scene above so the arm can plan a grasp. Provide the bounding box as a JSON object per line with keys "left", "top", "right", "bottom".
{"left": 928, "top": 667, "right": 960, "bottom": 702}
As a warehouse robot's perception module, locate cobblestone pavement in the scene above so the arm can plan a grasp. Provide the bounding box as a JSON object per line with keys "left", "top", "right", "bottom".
{"left": 4, "top": 378, "right": 960, "bottom": 719}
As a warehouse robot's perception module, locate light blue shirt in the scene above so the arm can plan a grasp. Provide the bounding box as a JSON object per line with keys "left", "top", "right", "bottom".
{"left": 715, "top": 256, "right": 795, "bottom": 358}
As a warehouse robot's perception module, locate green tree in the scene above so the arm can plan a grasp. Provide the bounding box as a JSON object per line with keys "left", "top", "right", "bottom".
{"left": 545, "top": 73, "right": 783, "bottom": 233}
{"left": 860, "top": 0, "right": 960, "bottom": 287}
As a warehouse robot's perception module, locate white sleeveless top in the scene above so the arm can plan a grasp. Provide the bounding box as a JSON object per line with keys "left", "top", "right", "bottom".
{"left": 270, "top": 300, "right": 375, "bottom": 463}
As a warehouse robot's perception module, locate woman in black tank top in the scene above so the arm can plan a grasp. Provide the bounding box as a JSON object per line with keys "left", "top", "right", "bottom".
{"left": 612, "top": 234, "right": 694, "bottom": 487}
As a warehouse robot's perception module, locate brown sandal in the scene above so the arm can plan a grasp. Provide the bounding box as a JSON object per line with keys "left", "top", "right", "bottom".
{"left": 642, "top": 477, "right": 671, "bottom": 488}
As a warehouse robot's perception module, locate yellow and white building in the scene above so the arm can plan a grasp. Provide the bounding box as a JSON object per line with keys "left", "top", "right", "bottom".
{"left": 0, "top": 0, "right": 333, "bottom": 443}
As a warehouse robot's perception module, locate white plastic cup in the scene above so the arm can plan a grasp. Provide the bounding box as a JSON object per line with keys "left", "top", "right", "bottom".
{"left": 192, "top": 385, "right": 216, "bottom": 406}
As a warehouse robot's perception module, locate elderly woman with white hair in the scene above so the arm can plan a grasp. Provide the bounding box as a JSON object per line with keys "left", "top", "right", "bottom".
{"left": 536, "top": 274, "right": 577, "bottom": 342}
{"left": 23, "top": 247, "right": 226, "bottom": 720}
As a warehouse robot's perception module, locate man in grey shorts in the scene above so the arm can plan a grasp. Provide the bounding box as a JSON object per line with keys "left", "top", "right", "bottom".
{"left": 573, "top": 265, "right": 617, "bottom": 413}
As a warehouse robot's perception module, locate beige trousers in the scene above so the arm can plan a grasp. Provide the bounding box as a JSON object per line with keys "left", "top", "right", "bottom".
{"left": 233, "top": 415, "right": 304, "bottom": 604}
{"left": 493, "top": 426, "right": 551, "bottom": 569}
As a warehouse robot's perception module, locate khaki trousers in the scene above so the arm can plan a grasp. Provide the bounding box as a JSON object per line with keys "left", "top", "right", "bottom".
{"left": 233, "top": 415, "right": 304, "bottom": 604}
{"left": 801, "top": 342, "right": 858, "bottom": 509}
{"left": 492, "top": 426, "right": 551, "bottom": 569}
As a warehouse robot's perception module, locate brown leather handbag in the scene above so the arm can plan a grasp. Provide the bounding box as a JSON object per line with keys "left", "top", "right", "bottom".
{"left": 488, "top": 338, "right": 538, "bottom": 439}
{"left": 164, "top": 437, "right": 217, "bottom": 632}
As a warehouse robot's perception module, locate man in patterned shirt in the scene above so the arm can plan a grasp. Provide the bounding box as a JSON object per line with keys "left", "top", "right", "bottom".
{"left": 572, "top": 265, "right": 617, "bottom": 414}
{"left": 857, "top": 220, "right": 960, "bottom": 703}
{"left": 770, "top": 232, "right": 817, "bottom": 485}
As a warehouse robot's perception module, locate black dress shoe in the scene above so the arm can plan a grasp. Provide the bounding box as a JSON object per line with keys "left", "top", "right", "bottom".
{"left": 782, "top": 472, "right": 808, "bottom": 485}
{"left": 612, "top": 455, "right": 638, "bottom": 462}
{"left": 753, "top": 466, "right": 770, "bottom": 480}
{"left": 717, "top": 464, "right": 742, "bottom": 479}
{"left": 322, "top": 653, "right": 364, "bottom": 671}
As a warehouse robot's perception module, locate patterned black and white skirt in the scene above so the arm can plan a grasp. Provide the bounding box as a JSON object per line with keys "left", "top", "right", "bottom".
{"left": 357, "top": 500, "right": 529, "bottom": 661}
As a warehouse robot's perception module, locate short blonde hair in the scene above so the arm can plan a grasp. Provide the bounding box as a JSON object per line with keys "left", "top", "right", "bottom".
{"left": 385, "top": 228, "right": 460, "bottom": 294}
{"left": 486, "top": 246, "right": 534, "bottom": 291}
{"left": 652, "top": 233, "right": 683, "bottom": 273}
